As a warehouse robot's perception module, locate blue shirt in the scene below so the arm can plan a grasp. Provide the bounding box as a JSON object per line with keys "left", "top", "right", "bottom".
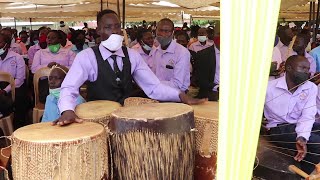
{"left": 42, "top": 94, "right": 85, "bottom": 122}
{"left": 71, "top": 44, "right": 89, "bottom": 54}
{"left": 310, "top": 46, "right": 320, "bottom": 72}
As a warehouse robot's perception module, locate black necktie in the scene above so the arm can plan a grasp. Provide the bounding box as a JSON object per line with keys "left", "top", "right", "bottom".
{"left": 110, "top": 55, "right": 121, "bottom": 83}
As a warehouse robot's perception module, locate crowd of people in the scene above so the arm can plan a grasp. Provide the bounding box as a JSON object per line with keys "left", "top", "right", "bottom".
{"left": 0, "top": 9, "right": 217, "bottom": 127}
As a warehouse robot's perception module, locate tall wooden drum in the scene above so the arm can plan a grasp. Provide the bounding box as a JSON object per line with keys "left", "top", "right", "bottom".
{"left": 110, "top": 103, "right": 195, "bottom": 180}
{"left": 75, "top": 100, "right": 121, "bottom": 127}
{"left": 191, "top": 101, "right": 219, "bottom": 180}
{"left": 11, "top": 122, "right": 108, "bottom": 180}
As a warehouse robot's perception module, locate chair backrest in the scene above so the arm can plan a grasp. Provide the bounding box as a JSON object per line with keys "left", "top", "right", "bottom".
{"left": 33, "top": 67, "right": 51, "bottom": 106}
{"left": 0, "top": 72, "right": 15, "bottom": 102}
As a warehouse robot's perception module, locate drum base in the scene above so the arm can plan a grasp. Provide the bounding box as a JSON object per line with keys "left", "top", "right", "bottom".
{"left": 253, "top": 138, "right": 301, "bottom": 180}
{"left": 194, "top": 153, "right": 216, "bottom": 180}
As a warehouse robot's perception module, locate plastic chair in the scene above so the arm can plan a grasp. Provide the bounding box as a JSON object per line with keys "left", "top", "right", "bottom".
{"left": 0, "top": 72, "right": 15, "bottom": 139}
{"left": 33, "top": 67, "right": 50, "bottom": 124}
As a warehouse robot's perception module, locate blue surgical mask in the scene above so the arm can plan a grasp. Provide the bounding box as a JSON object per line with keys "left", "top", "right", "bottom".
{"left": 142, "top": 42, "right": 152, "bottom": 51}
{"left": 0, "top": 43, "right": 7, "bottom": 56}
{"left": 49, "top": 88, "right": 61, "bottom": 98}
{"left": 198, "top": 36, "right": 207, "bottom": 43}
{"left": 33, "top": 40, "right": 39, "bottom": 45}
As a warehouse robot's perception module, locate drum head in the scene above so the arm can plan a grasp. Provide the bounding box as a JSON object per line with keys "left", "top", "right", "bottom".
{"left": 112, "top": 103, "right": 193, "bottom": 121}
{"left": 191, "top": 102, "right": 218, "bottom": 120}
{"left": 13, "top": 122, "right": 104, "bottom": 143}
{"left": 75, "top": 100, "right": 121, "bottom": 119}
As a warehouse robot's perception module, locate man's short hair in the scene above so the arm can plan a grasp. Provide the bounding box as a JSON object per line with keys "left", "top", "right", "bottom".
{"left": 136, "top": 28, "right": 151, "bottom": 42}
{"left": 97, "top": 9, "right": 118, "bottom": 23}
{"left": 157, "top": 18, "right": 174, "bottom": 31}
{"left": 285, "top": 55, "right": 306, "bottom": 69}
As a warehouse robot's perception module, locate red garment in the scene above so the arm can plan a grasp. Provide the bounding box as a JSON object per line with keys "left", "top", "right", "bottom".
{"left": 39, "top": 35, "right": 47, "bottom": 43}
{"left": 213, "top": 36, "right": 220, "bottom": 47}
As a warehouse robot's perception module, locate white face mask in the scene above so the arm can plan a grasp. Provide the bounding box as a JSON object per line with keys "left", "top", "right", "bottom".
{"left": 101, "top": 34, "right": 124, "bottom": 51}
{"left": 141, "top": 41, "right": 152, "bottom": 51}
{"left": 0, "top": 43, "right": 7, "bottom": 56}
{"left": 198, "top": 36, "right": 207, "bottom": 43}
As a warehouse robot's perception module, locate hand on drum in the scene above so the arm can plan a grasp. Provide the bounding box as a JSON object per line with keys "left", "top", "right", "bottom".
{"left": 294, "top": 136, "right": 307, "bottom": 162}
{"left": 52, "top": 110, "right": 83, "bottom": 126}
{"left": 179, "top": 92, "right": 207, "bottom": 105}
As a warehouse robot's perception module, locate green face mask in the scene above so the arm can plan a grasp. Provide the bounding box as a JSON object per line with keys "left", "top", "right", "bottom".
{"left": 49, "top": 88, "right": 61, "bottom": 98}
{"left": 48, "top": 44, "right": 61, "bottom": 53}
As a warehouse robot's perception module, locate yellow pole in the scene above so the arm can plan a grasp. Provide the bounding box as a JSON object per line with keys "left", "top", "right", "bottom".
{"left": 217, "top": 0, "right": 281, "bottom": 179}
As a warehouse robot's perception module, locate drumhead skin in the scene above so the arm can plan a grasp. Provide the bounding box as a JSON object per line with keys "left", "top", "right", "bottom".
{"left": 112, "top": 102, "right": 193, "bottom": 120}
{"left": 191, "top": 101, "right": 218, "bottom": 120}
{"left": 110, "top": 103, "right": 194, "bottom": 133}
{"left": 13, "top": 122, "right": 104, "bottom": 143}
{"left": 75, "top": 100, "right": 121, "bottom": 119}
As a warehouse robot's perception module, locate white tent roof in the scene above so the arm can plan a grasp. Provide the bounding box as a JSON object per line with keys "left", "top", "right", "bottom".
{"left": 0, "top": 0, "right": 315, "bottom": 22}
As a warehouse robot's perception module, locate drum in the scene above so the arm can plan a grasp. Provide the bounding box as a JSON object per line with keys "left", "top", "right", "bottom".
{"left": 75, "top": 100, "right": 121, "bottom": 127}
{"left": 11, "top": 122, "right": 108, "bottom": 180}
{"left": 110, "top": 103, "right": 195, "bottom": 180}
{"left": 191, "top": 101, "right": 219, "bottom": 180}
{"left": 123, "top": 97, "right": 158, "bottom": 107}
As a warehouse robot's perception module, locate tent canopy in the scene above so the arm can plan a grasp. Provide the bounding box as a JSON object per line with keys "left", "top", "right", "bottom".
{"left": 0, "top": 0, "right": 314, "bottom": 22}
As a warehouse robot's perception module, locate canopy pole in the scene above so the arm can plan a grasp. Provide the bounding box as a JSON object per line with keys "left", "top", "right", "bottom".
{"left": 117, "top": 0, "right": 120, "bottom": 20}
{"left": 315, "top": 1, "right": 320, "bottom": 42}
{"left": 100, "top": 0, "right": 103, "bottom": 11}
{"left": 30, "top": 18, "right": 32, "bottom": 30}
{"left": 122, "top": 0, "right": 125, "bottom": 29}
{"left": 310, "top": 1, "right": 313, "bottom": 27}
{"left": 181, "top": 11, "right": 184, "bottom": 24}
{"left": 313, "top": 1, "right": 316, "bottom": 40}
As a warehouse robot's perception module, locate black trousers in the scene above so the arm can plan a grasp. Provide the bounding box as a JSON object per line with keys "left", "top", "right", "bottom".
{"left": 38, "top": 78, "right": 49, "bottom": 104}
{"left": 0, "top": 94, "right": 13, "bottom": 117}
{"left": 269, "top": 123, "right": 320, "bottom": 174}
{"left": 13, "top": 84, "right": 31, "bottom": 129}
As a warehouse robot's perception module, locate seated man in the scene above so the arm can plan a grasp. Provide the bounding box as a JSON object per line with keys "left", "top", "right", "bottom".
{"left": 152, "top": 18, "right": 191, "bottom": 92}
{"left": 264, "top": 55, "right": 320, "bottom": 174}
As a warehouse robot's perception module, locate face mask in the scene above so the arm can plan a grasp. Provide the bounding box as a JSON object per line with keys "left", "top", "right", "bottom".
{"left": 142, "top": 41, "right": 152, "bottom": 51}
{"left": 48, "top": 44, "right": 61, "bottom": 53}
{"left": 198, "top": 36, "right": 207, "bottom": 43}
{"left": 156, "top": 34, "right": 173, "bottom": 47}
{"left": 293, "top": 71, "right": 310, "bottom": 85}
{"left": 0, "top": 43, "right": 7, "bottom": 56}
{"left": 49, "top": 87, "right": 61, "bottom": 98}
{"left": 101, "top": 34, "right": 124, "bottom": 51}
{"left": 33, "top": 40, "right": 39, "bottom": 45}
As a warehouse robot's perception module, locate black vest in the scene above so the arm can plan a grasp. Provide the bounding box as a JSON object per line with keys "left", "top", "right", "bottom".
{"left": 87, "top": 46, "right": 133, "bottom": 105}
{"left": 190, "top": 45, "right": 217, "bottom": 97}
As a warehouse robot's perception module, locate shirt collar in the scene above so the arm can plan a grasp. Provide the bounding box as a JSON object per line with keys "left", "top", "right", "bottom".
{"left": 98, "top": 44, "right": 125, "bottom": 60}
{"left": 156, "top": 40, "right": 176, "bottom": 54}
{"left": 136, "top": 43, "right": 154, "bottom": 56}
{"left": 194, "top": 40, "right": 213, "bottom": 47}
{"left": 2, "top": 50, "right": 18, "bottom": 61}
{"left": 276, "top": 75, "right": 311, "bottom": 92}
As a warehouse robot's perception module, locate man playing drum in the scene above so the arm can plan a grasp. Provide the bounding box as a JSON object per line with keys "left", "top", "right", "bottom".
{"left": 54, "top": 9, "right": 206, "bottom": 126}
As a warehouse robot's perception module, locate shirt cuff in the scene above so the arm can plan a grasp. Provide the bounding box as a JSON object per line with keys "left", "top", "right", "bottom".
{"left": 297, "top": 132, "right": 310, "bottom": 142}
{"left": 213, "top": 84, "right": 219, "bottom": 92}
